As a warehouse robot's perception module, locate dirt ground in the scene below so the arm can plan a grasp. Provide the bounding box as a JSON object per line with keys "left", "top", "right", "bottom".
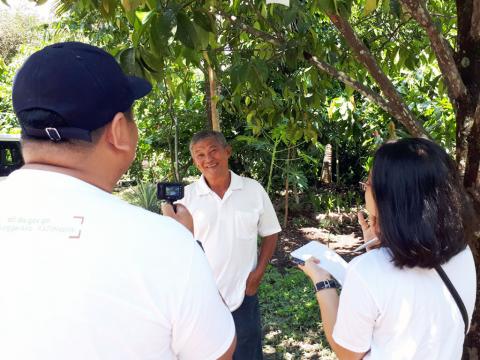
{"left": 271, "top": 214, "right": 479, "bottom": 360}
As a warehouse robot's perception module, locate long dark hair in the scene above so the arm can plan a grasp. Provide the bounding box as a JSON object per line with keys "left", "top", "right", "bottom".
{"left": 371, "top": 138, "right": 471, "bottom": 268}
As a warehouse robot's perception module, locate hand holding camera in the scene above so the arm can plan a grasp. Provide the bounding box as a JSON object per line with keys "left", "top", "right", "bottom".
{"left": 158, "top": 182, "right": 193, "bottom": 234}
{"left": 157, "top": 182, "right": 184, "bottom": 204}
{"left": 161, "top": 202, "right": 194, "bottom": 235}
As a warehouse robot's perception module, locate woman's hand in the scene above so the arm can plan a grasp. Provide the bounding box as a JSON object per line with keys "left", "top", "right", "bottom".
{"left": 298, "top": 257, "right": 332, "bottom": 284}
{"left": 357, "top": 211, "right": 380, "bottom": 250}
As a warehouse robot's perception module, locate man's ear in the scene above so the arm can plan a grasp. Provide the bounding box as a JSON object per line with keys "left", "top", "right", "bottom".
{"left": 225, "top": 145, "right": 232, "bottom": 158}
{"left": 104, "top": 112, "right": 135, "bottom": 153}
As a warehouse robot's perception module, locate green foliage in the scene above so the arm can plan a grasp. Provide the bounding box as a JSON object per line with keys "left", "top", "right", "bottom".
{"left": 259, "top": 266, "right": 334, "bottom": 357}
{"left": 260, "top": 266, "right": 319, "bottom": 332}
{"left": 0, "top": 9, "right": 49, "bottom": 133}
{"left": 0, "top": 9, "right": 39, "bottom": 62}
{"left": 308, "top": 187, "right": 362, "bottom": 213}
{"left": 1, "top": 0, "right": 462, "bottom": 198}
{"left": 0, "top": 58, "right": 17, "bottom": 132}
{"left": 119, "top": 182, "right": 159, "bottom": 213}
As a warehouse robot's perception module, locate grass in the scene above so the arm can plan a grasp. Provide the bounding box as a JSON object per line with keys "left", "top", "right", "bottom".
{"left": 259, "top": 266, "right": 337, "bottom": 359}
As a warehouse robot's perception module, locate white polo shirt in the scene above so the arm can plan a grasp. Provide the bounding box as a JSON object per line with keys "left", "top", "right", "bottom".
{"left": 0, "top": 169, "right": 235, "bottom": 360}
{"left": 179, "top": 171, "right": 281, "bottom": 311}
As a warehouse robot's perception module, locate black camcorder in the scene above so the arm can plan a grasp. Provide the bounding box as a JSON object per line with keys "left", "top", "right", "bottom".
{"left": 157, "top": 182, "right": 184, "bottom": 203}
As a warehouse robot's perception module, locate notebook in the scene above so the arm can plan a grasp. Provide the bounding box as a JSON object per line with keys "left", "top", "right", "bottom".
{"left": 291, "top": 241, "right": 348, "bottom": 285}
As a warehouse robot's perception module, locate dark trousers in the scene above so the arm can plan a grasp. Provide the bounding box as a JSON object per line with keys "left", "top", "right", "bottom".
{"left": 232, "top": 294, "right": 263, "bottom": 360}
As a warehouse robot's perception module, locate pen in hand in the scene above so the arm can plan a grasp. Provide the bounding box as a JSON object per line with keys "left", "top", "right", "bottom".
{"left": 353, "top": 237, "right": 379, "bottom": 253}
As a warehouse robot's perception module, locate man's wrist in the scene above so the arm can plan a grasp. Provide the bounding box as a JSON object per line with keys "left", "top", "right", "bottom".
{"left": 254, "top": 261, "right": 268, "bottom": 276}
{"left": 251, "top": 268, "right": 265, "bottom": 282}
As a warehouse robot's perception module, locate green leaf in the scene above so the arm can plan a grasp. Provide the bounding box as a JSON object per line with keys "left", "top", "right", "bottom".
{"left": 195, "top": 24, "right": 210, "bottom": 50}
{"left": 193, "top": 9, "right": 215, "bottom": 33}
{"left": 261, "top": 3, "right": 267, "bottom": 18}
{"left": 149, "top": 11, "right": 175, "bottom": 56}
{"left": 364, "top": 0, "right": 377, "bottom": 15}
{"left": 232, "top": 0, "right": 241, "bottom": 13}
{"left": 345, "top": 85, "right": 354, "bottom": 96}
{"left": 230, "top": 66, "right": 241, "bottom": 91}
{"left": 285, "top": 47, "right": 298, "bottom": 71}
{"left": 118, "top": 48, "right": 137, "bottom": 76}
{"left": 121, "top": 0, "right": 140, "bottom": 12}
{"left": 145, "top": 0, "right": 156, "bottom": 10}
{"left": 246, "top": 110, "right": 257, "bottom": 123}
{"left": 101, "top": 0, "right": 117, "bottom": 17}
{"left": 341, "top": 0, "right": 354, "bottom": 17}
{"left": 283, "top": 8, "right": 298, "bottom": 26}
{"left": 1, "top": 0, "right": 8, "bottom": 5}
{"left": 136, "top": 10, "right": 154, "bottom": 25}
{"left": 314, "top": 0, "right": 336, "bottom": 14}
{"left": 156, "top": 10, "right": 176, "bottom": 37}
{"left": 390, "top": 0, "right": 401, "bottom": 17}
{"left": 181, "top": 47, "right": 202, "bottom": 67}
{"left": 176, "top": 12, "right": 199, "bottom": 49}
{"left": 381, "top": 0, "right": 390, "bottom": 12}
{"left": 183, "top": 85, "right": 193, "bottom": 102}
{"left": 247, "top": 66, "right": 262, "bottom": 88}
{"left": 139, "top": 46, "right": 164, "bottom": 73}
{"left": 125, "top": 9, "right": 137, "bottom": 25}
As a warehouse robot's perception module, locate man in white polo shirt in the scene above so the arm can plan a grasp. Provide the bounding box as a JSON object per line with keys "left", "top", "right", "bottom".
{"left": 179, "top": 130, "right": 281, "bottom": 359}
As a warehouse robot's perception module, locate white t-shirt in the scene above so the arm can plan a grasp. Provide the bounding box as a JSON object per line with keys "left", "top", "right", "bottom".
{"left": 333, "top": 247, "right": 477, "bottom": 360}
{"left": 0, "top": 169, "right": 235, "bottom": 360}
{"left": 179, "top": 171, "right": 281, "bottom": 311}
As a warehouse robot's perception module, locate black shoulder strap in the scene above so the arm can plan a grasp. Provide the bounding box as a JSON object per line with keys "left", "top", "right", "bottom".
{"left": 435, "top": 265, "right": 469, "bottom": 335}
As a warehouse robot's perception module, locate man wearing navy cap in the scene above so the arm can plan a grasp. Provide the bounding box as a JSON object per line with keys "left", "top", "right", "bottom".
{"left": 0, "top": 42, "right": 235, "bottom": 360}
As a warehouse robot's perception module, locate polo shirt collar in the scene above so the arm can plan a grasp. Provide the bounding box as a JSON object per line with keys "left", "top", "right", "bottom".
{"left": 197, "top": 170, "right": 243, "bottom": 195}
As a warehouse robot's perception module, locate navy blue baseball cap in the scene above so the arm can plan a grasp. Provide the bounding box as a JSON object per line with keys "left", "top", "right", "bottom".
{"left": 12, "top": 42, "right": 152, "bottom": 142}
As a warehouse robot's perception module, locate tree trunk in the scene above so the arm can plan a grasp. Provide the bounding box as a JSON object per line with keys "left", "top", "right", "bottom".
{"left": 167, "top": 137, "right": 176, "bottom": 181}
{"left": 456, "top": 0, "right": 480, "bottom": 349}
{"left": 267, "top": 138, "right": 280, "bottom": 194}
{"left": 204, "top": 52, "right": 220, "bottom": 131}
{"left": 293, "top": 182, "right": 300, "bottom": 205}
{"left": 456, "top": 0, "right": 480, "bottom": 257}
{"left": 174, "top": 113, "right": 180, "bottom": 182}
{"left": 320, "top": 144, "right": 332, "bottom": 184}
{"left": 164, "top": 79, "right": 180, "bottom": 182}
{"left": 284, "top": 146, "right": 291, "bottom": 228}
{"left": 335, "top": 143, "right": 340, "bottom": 185}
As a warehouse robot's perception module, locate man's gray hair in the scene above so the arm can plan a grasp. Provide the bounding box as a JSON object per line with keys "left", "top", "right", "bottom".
{"left": 189, "top": 130, "right": 228, "bottom": 154}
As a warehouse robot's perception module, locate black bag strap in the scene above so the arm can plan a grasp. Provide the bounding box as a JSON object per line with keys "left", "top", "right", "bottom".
{"left": 435, "top": 265, "right": 469, "bottom": 335}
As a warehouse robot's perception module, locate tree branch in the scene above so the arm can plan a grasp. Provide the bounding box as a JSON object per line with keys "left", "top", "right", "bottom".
{"left": 400, "top": 0, "right": 468, "bottom": 104}
{"left": 327, "top": 13, "right": 428, "bottom": 138}
{"left": 303, "top": 52, "right": 391, "bottom": 114}
{"left": 375, "top": 20, "right": 410, "bottom": 53}
{"left": 216, "top": 10, "right": 430, "bottom": 136}
{"left": 216, "top": 10, "right": 283, "bottom": 47}
{"left": 470, "top": 0, "right": 480, "bottom": 40}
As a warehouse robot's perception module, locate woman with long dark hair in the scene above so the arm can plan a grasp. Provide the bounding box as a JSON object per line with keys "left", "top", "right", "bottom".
{"left": 300, "top": 138, "right": 477, "bottom": 360}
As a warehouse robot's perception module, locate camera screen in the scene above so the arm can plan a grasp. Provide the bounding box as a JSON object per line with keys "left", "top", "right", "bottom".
{"left": 165, "top": 186, "right": 180, "bottom": 197}
{"left": 157, "top": 182, "right": 184, "bottom": 201}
